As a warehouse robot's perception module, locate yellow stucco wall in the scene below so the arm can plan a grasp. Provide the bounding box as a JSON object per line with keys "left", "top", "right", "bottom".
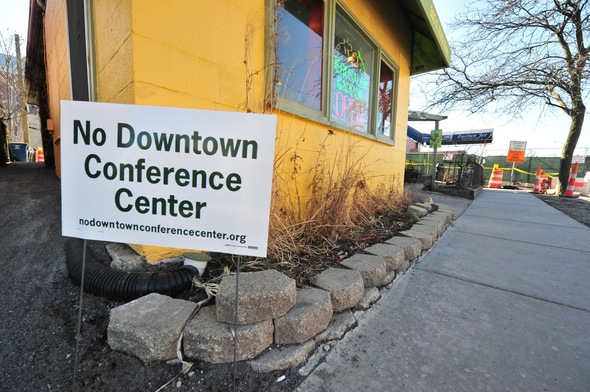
{"left": 92, "top": 0, "right": 268, "bottom": 260}
{"left": 89, "top": 0, "right": 414, "bottom": 262}
{"left": 44, "top": 0, "right": 71, "bottom": 177}
{"left": 93, "top": 0, "right": 135, "bottom": 104}
{"left": 271, "top": 0, "right": 413, "bottom": 215}
{"left": 131, "top": 1, "right": 266, "bottom": 112}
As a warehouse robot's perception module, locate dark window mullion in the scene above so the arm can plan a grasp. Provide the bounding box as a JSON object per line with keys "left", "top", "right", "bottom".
{"left": 377, "top": 55, "right": 397, "bottom": 140}
{"left": 368, "top": 49, "right": 382, "bottom": 136}
{"left": 323, "top": 0, "right": 336, "bottom": 120}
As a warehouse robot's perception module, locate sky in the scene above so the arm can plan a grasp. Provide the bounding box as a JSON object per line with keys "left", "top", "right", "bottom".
{"left": 0, "top": 0, "right": 28, "bottom": 39}
{"left": 0, "top": 0, "right": 588, "bottom": 155}
{"left": 411, "top": 0, "right": 590, "bottom": 156}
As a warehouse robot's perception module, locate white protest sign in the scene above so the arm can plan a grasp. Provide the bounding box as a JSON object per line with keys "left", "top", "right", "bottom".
{"left": 61, "top": 101, "right": 277, "bottom": 257}
{"left": 572, "top": 155, "right": 585, "bottom": 164}
{"left": 509, "top": 140, "right": 527, "bottom": 150}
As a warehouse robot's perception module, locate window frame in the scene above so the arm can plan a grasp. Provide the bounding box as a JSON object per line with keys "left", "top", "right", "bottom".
{"left": 376, "top": 54, "right": 398, "bottom": 140}
{"left": 270, "top": 0, "right": 399, "bottom": 144}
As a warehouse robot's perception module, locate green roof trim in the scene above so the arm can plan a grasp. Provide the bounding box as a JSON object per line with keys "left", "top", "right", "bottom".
{"left": 401, "top": 0, "right": 452, "bottom": 75}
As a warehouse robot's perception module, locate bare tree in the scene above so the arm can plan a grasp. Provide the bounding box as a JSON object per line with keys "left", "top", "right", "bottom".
{"left": 1, "top": 31, "right": 27, "bottom": 154}
{"left": 416, "top": 0, "right": 589, "bottom": 194}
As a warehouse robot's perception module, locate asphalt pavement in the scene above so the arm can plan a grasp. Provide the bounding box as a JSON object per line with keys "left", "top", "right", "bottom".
{"left": 298, "top": 189, "right": 590, "bottom": 392}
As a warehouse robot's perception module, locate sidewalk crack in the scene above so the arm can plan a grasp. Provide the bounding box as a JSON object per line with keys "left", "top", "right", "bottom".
{"left": 416, "top": 268, "right": 590, "bottom": 313}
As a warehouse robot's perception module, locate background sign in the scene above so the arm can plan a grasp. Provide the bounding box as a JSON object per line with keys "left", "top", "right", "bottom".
{"left": 61, "top": 101, "right": 277, "bottom": 257}
{"left": 506, "top": 150, "right": 526, "bottom": 163}
{"left": 430, "top": 129, "right": 443, "bottom": 148}
{"left": 509, "top": 140, "right": 527, "bottom": 150}
{"left": 416, "top": 129, "right": 493, "bottom": 146}
{"left": 507, "top": 140, "right": 527, "bottom": 163}
{"left": 572, "top": 155, "right": 585, "bottom": 164}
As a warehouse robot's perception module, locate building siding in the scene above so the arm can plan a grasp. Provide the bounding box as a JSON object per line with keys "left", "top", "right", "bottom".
{"left": 43, "top": 0, "right": 70, "bottom": 175}
{"left": 43, "top": 0, "right": 420, "bottom": 261}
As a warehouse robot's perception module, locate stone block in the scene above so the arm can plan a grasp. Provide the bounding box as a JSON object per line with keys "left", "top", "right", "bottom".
{"left": 420, "top": 218, "right": 447, "bottom": 236}
{"left": 407, "top": 204, "right": 428, "bottom": 217}
{"left": 106, "top": 243, "right": 145, "bottom": 271}
{"left": 314, "top": 310, "right": 356, "bottom": 343}
{"left": 183, "top": 306, "right": 273, "bottom": 364}
{"left": 384, "top": 236, "right": 422, "bottom": 261}
{"left": 398, "top": 230, "right": 436, "bottom": 250}
{"left": 274, "top": 287, "right": 333, "bottom": 345}
{"left": 354, "top": 287, "right": 381, "bottom": 310}
{"left": 414, "top": 202, "right": 433, "bottom": 212}
{"left": 398, "top": 259, "right": 411, "bottom": 272}
{"left": 108, "top": 293, "right": 197, "bottom": 363}
{"left": 416, "top": 194, "right": 433, "bottom": 203}
{"left": 412, "top": 222, "right": 442, "bottom": 237}
{"left": 216, "top": 270, "right": 296, "bottom": 325}
{"left": 422, "top": 211, "right": 449, "bottom": 221}
{"left": 249, "top": 340, "right": 316, "bottom": 373}
{"left": 340, "top": 254, "right": 387, "bottom": 288}
{"left": 431, "top": 208, "right": 454, "bottom": 223}
{"left": 363, "top": 243, "right": 406, "bottom": 272}
{"left": 314, "top": 268, "right": 364, "bottom": 312}
{"left": 381, "top": 269, "right": 397, "bottom": 286}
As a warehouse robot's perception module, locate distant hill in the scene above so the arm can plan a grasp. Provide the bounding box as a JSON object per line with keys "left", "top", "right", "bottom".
{"left": 0, "top": 53, "right": 19, "bottom": 73}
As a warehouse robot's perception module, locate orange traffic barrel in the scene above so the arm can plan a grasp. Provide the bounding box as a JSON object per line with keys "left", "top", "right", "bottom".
{"left": 488, "top": 169, "right": 503, "bottom": 188}
{"left": 35, "top": 147, "right": 45, "bottom": 163}
{"left": 564, "top": 163, "right": 578, "bottom": 197}
{"left": 533, "top": 167, "right": 542, "bottom": 194}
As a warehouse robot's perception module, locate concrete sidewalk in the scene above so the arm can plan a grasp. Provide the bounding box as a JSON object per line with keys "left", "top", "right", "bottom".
{"left": 298, "top": 189, "right": 590, "bottom": 392}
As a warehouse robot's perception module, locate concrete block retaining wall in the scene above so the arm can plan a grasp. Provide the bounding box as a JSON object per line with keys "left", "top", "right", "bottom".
{"left": 108, "top": 201, "right": 456, "bottom": 371}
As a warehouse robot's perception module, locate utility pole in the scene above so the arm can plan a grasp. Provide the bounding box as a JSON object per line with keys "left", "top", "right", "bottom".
{"left": 429, "top": 121, "right": 444, "bottom": 191}
{"left": 430, "top": 121, "right": 440, "bottom": 191}
{"left": 408, "top": 111, "right": 447, "bottom": 192}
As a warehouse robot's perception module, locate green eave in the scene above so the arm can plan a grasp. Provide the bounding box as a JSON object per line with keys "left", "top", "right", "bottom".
{"left": 400, "top": 0, "right": 451, "bottom": 75}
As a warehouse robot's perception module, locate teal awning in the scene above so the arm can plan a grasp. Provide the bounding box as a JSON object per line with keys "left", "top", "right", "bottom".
{"left": 400, "top": 0, "right": 452, "bottom": 75}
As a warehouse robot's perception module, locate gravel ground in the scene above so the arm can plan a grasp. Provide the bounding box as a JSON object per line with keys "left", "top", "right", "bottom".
{"left": 1, "top": 163, "right": 588, "bottom": 391}
{"left": 0, "top": 163, "right": 301, "bottom": 392}
{"left": 534, "top": 193, "right": 590, "bottom": 228}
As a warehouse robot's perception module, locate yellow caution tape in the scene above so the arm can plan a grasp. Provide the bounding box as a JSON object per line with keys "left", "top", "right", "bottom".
{"left": 483, "top": 167, "right": 559, "bottom": 177}
{"left": 407, "top": 162, "right": 561, "bottom": 178}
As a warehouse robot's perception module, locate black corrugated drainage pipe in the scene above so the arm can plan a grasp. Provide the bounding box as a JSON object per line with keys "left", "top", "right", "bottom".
{"left": 65, "top": 237, "right": 198, "bottom": 301}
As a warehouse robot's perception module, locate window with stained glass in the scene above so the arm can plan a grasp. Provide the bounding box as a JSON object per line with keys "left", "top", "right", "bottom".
{"left": 377, "top": 61, "right": 394, "bottom": 137}
{"left": 276, "top": 0, "right": 324, "bottom": 111}
{"left": 331, "top": 8, "right": 375, "bottom": 133}
{"left": 274, "top": 0, "right": 397, "bottom": 141}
